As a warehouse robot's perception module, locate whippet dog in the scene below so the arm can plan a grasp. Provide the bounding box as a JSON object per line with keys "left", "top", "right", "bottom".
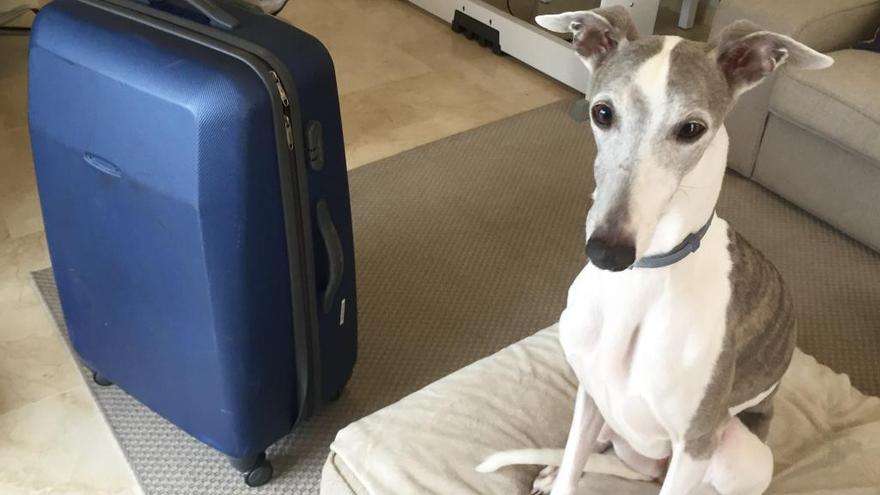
{"left": 477, "top": 7, "right": 833, "bottom": 495}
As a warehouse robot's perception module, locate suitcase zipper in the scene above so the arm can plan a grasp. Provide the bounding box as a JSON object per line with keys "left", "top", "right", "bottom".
{"left": 269, "top": 66, "right": 317, "bottom": 416}
{"left": 269, "top": 70, "right": 289, "bottom": 108}
{"left": 282, "top": 116, "right": 294, "bottom": 151}
{"left": 270, "top": 70, "right": 294, "bottom": 151}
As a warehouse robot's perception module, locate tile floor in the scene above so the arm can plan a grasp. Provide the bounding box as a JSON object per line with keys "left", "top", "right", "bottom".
{"left": 0, "top": 0, "right": 710, "bottom": 491}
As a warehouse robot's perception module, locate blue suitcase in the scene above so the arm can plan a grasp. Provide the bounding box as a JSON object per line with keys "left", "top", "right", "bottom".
{"left": 28, "top": 0, "right": 357, "bottom": 485}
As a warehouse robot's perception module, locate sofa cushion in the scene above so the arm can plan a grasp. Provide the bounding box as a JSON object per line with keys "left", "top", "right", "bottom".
{"left": 769, "top": 49, "right": 880, "bottom": 165}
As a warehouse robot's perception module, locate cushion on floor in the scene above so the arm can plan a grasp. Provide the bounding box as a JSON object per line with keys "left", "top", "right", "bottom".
{"left": 321, "top": 325, "right": 880, "bottom": 494}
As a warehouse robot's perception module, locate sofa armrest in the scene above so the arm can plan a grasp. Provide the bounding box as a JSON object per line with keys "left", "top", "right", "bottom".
{"left": 711, "top": 0, "right": 880, "bottom": 52}
{"left": 710, "top": 0, "right": 880, "bottom": 177}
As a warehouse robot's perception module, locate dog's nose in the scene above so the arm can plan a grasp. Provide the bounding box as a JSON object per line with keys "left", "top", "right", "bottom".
{"left": 586, "top": 236, "right": 636, "bottom": 272}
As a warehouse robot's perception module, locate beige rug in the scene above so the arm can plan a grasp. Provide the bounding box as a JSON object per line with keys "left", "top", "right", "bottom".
{"left": 34, "top": 100, "right": 880, "bottom": 494}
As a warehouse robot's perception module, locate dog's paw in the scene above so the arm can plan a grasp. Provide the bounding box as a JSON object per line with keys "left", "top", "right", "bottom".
{"left": 531, "top": 465, "right": 558, "bottom": 495}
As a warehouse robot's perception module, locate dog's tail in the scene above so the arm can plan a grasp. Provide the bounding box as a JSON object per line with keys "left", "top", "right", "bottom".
{"left": 475, "top": 449, "right": 652, "bottom": 481}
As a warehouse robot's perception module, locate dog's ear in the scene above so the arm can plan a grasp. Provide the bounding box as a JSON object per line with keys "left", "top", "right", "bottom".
{"left": 535, "top": 7, "right": 640, "bottom": 73}
{"left": 713, "top": 20, "right": 833, "bottom": 97}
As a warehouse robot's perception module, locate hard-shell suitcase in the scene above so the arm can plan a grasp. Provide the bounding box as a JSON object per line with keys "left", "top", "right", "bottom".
{"left": 28, "top": 0, "right": 357, "bottom": 485}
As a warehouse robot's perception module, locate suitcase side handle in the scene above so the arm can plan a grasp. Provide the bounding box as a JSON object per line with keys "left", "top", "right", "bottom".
{"left": 135, "top": 0, "right": 240, "bottom": 29}
{"left": 315, "top": 200, "right": 344, "bottom": 315}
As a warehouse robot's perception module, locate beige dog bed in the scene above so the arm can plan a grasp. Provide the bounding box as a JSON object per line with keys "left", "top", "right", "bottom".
{"left": 321, "top": 324, "right": 880, "bottom": 494}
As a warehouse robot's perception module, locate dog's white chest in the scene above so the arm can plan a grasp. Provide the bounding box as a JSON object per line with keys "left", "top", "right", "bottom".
{"left": 559, "top": 222, "right": 733, "bottom": 459}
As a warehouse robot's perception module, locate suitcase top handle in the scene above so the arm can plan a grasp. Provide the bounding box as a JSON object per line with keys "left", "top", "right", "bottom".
{"left": 134, "top": 0, "right": 239, "bottom": 29}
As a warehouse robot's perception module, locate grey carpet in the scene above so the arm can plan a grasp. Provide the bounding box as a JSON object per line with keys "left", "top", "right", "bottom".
{"left": 33, "top": 100, "right": 880, "bottom": 494}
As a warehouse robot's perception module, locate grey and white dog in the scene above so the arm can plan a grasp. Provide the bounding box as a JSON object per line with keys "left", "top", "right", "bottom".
{"left": 478, "top": 7, "right": 832, "bottom": 495}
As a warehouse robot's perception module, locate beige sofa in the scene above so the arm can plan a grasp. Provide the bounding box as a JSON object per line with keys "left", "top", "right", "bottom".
{"left": 711, "top": 0, "right": 880, "bottom": 252}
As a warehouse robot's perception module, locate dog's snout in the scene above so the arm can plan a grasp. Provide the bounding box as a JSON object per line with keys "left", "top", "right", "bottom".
{"left": 586, "top": 235, "right": 636, "bottom": 272}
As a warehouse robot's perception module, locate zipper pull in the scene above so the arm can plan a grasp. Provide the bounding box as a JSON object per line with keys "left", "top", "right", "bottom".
{"left": 270, "top": 70, "right": 289, "bottom": 108}
{"left": 283, "top": 115, "right": 294, "bottom": 150}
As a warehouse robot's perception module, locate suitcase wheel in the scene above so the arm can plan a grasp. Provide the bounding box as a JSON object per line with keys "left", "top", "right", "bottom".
{"left": 91, "top": 370, "right": 113, "bottom": 387}
{"left": 229, "top": 452, "right": 274, "bottom": 488}
{"left": 244, "top": 460, "right": 273, "bottom": 488}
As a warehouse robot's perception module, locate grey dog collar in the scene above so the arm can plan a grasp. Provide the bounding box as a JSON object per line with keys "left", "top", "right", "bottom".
{"left": 632, "top": 213, "right": 715, "bottom": 269}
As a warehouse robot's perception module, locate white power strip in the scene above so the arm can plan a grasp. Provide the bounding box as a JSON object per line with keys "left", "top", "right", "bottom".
{"left": 405, "top": 0, "right": 666, "bottom": 94}
{"left": 408, "top": 0, "right": 590, "bottom": 93}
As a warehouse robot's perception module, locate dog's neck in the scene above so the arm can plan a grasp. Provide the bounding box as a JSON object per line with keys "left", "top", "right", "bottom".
{"left": 641, "top": 127, "right": 729, "bottom": 259}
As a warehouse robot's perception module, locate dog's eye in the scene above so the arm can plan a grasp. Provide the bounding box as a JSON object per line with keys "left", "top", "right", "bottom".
{"left": 591, "top": 103, "right": 614, "bottom": 128}
{"left": 676, "top": 121, "right": 707, "bottom": 142}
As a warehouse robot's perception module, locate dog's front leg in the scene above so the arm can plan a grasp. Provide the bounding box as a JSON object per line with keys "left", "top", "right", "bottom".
{"left": 657, "top": 441, "right": 711, "bottom": 495}
{"left": 547, "top": 385, "right": 603, "bottom": 495}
